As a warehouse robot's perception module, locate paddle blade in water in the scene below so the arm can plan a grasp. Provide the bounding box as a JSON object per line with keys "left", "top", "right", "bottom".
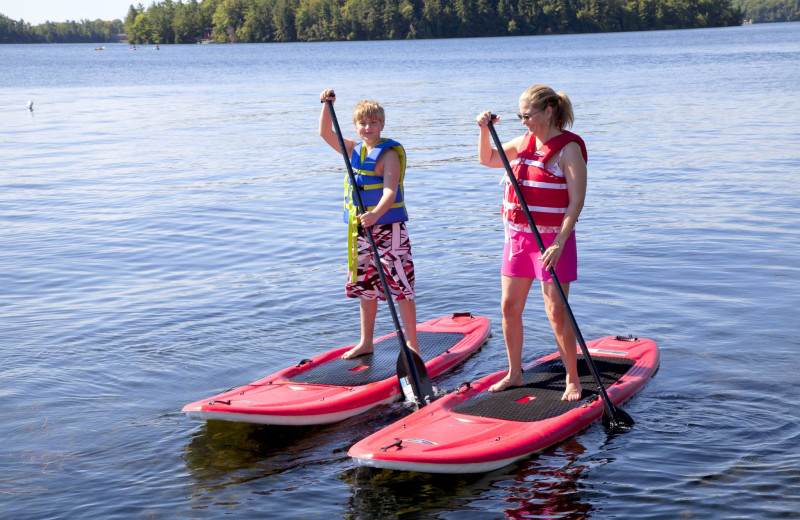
{"left": 396, "top": 348, "right": 435, "bottom": 407}
{"left": 602, "top": 404, "right": 635, "bottom": 430}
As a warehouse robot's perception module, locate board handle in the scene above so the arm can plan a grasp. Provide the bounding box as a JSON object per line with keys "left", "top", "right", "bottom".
{"left": 450, "top": 312, "right": 474, "bottom": 319}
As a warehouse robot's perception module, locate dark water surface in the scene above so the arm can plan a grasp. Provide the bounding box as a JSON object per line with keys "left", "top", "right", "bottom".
{"left": 2, "top": 22, "right": 799, "bottom": 519}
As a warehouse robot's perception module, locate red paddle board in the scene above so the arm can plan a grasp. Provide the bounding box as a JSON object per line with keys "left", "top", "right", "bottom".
{"left": 348, "top": 335, "right": 659, "bottom": 473}
{"left": 182, "top": 313, "right": 491, "bottom": 425}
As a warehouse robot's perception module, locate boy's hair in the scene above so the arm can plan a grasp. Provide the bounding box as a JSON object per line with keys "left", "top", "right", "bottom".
{"left": 352, "top": 100, "right": 385, "bottom": 124}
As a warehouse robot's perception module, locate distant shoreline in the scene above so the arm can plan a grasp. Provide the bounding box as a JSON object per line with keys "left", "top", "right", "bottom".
{"left": 3, "top": 0, "right": 798, "bottom": 45}
{"left": 3, "top": 0, "right": 748, "bottom": 45}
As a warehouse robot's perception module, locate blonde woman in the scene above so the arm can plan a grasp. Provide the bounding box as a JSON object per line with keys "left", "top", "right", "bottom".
{"left": 476, "top": 85, "right": 588, "bottom": 401}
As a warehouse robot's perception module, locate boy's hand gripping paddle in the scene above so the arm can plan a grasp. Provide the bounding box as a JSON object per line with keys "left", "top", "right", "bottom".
{"left": 323, "top": 96, "right": 435, "bottom": 408}
{"left": 487, "top": 116, "right": 634, "bottom": 430}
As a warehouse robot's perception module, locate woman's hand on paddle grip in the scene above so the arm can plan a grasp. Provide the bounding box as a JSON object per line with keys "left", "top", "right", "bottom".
{"left": 476, "top": 110, "right": 497, "bottom": 127}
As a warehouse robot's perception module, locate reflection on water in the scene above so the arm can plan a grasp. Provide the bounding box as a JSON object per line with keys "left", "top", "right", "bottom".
{"left": 498, "top": 440, "right": 594, "bottom": 519}
{"left": 184, "top": 422, "right": 327, "bottom": 478}
{"left": 181, "top": 405, "right": 410, "bottom": 509}
{"left": 183, "top": 404, "right": 600, "bottom": 518}
{"left": 346, "top": 437, "right": 596, "bottom": 519}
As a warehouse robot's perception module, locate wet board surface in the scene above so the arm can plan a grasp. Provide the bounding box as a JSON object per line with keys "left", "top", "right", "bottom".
{"left": 451, "top": 355, "right": 636, "bottom": 422}
{"left": 290, "top": 331, "right": 466, "bottom": 386}
{"left": 182, "top": 313, "right": 491, "bottom": 426}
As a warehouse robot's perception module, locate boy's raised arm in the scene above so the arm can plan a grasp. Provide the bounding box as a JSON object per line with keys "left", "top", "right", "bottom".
{"left": 319, "top": 89, "right": 355, "bottom": 155}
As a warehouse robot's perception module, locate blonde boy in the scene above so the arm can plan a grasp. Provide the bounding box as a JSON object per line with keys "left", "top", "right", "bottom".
{"left": 318, "top": 89, "right": 419, "bottom": 359}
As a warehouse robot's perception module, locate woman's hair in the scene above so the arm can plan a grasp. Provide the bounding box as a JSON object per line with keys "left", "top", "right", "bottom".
{"left": 352, "top": 100, "right": 385, "bottom": 124}
{"left": 520, "top": 85, "right": 574, "bottom": 130}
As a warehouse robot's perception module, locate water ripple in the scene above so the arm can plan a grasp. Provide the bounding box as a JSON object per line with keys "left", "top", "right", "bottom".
{"left": 2, "top": 24, "right": 800, "bottom": 520}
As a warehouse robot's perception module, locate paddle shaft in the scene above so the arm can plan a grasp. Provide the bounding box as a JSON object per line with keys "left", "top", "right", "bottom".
{"left": 486, "top": 118, "right": 630, "bottom": 429}
{"left": 324, "top": 99, "right": 432, "bottom": 406}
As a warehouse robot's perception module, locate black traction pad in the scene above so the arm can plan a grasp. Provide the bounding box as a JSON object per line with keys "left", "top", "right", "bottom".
{"left": 451, "top": 355, "right": 636, "bottom": 422}
{"left": 288, "top": 331, "right": 466, "bottom": 386}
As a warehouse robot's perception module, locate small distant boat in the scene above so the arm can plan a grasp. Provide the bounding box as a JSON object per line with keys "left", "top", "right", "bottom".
{"left": 94, "top": 46, "right": 105, "bottom": 51}
{"left": 154, "top": 44, "right": 160, "bottom": 50}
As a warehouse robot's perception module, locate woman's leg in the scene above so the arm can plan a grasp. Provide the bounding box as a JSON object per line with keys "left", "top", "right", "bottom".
{"left": 541, "top": 281, "right": 582, "bottom": 401}
{"left": 489, "top": 275, "right": 534, "bottom": 392}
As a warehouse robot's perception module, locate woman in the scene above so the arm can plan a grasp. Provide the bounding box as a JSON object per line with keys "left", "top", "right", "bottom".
{"left": 476, "top": 84, "right": 588, "bottom": 401}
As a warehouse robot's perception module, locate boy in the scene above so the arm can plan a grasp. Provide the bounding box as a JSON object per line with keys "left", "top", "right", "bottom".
{"left": 318, "top": 89, "right": 420, "bottom": 359}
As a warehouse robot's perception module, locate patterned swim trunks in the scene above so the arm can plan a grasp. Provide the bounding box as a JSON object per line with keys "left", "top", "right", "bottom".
{"left": 346, "top": 222, "right": 415, "bottom": 301}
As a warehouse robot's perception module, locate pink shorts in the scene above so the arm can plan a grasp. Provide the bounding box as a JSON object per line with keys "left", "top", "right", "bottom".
{"left": 501, "top": 229, "right": 577, "bottom": 282}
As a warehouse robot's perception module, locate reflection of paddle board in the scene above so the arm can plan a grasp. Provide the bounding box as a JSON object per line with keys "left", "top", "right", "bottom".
{"left": 182, "top": 313, "right": 491, "bottom": 426}
{"left": 349, "top": 335, "right": 659, "bottom": 473}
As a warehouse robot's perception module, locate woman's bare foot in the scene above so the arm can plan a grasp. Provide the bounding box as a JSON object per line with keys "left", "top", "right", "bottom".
{"left": 561, "top": 381, "right": 582, "bottom": 401}
{"left": 488, "top": 372, "right": 524, "bottom": 392}
{"left": 342, "top": 342, "right": 373, "bottom": 359}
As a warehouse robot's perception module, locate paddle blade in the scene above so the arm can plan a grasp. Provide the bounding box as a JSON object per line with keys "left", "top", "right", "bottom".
{"left": 601, "top": 404, "right": 635, "bottom": 430}
{"left": 396, "top": 348, "right": 435, "bottom": 407}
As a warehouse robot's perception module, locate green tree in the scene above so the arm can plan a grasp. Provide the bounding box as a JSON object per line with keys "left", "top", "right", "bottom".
{"left": 238, "top": 0, "right": 276, "bottom": 42}
{"left": 212, "top": 0, "right": 254, "bottom": 41}
{"left": 173, "top": 0, "right": 204, "bottom": 42}
{"left": 296, "top": 0, "right": 344, "bottom": 41}
{"left": 148, "top": 0, "right": 176, "bottom": 43}
{"left": 124, "top": 4, "right": 143, "bottom": 38}
{"left": 271, "top": 0, "right": 299, "bottom": 41}
{"left": 129, "top": 12, "right": 155, "bottom": 42}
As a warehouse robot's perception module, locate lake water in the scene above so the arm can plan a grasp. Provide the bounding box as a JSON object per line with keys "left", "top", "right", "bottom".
{"left": 1, "top": 22, "right": 799, "bottom": 519}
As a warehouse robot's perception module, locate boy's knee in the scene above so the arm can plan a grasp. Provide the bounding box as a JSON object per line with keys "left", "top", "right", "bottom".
{"left": 397, "top": 298, "right": 413, "bottom": 309}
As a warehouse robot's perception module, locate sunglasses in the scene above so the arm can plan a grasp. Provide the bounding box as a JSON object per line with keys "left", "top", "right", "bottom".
{"left": 517, "top": 107, "right": 546, "bottom": 121}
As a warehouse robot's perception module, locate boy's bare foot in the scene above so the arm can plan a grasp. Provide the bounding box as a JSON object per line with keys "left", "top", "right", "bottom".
{"left": 342, "top": 343, "right": 373, "bottom": 359}
{"left": 561, "top": 382, "right": 582, "bottom": 401}
{"left": 488, "top": 372, "right": 524, "bottom": 393}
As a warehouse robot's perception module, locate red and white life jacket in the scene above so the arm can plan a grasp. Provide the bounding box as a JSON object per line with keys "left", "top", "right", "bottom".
{"left": 503, "top": 131, "right": 587, "bottom": 228}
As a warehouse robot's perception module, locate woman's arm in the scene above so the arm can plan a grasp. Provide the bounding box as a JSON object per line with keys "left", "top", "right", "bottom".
{"left": 476, "top": 111, "right": 523, "bottom": 167}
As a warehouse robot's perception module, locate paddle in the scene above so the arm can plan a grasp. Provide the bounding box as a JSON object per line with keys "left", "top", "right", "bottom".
{"left": 323, "top": 97, "right": 435, "bottom": 408}
{"left": 486, "top": 116, "right": 634, "bottom": 430}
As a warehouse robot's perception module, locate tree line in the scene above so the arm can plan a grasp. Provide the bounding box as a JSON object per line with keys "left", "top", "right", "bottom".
{"left": 3, "top": 0, "right": 746, "bottom": 45}
{"left": 0, "top": 15, "right": 123, "bottom": 43}
{"left": 732, "top": 0, "right": 800, "bottom": 22}
{"left": 123, "top": 0, "right": 743, "bottom": 44}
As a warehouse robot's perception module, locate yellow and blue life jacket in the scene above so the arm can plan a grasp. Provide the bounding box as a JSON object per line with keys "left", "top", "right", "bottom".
{"left": 343, "top": 138, "right": 408, "bottom": 225}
